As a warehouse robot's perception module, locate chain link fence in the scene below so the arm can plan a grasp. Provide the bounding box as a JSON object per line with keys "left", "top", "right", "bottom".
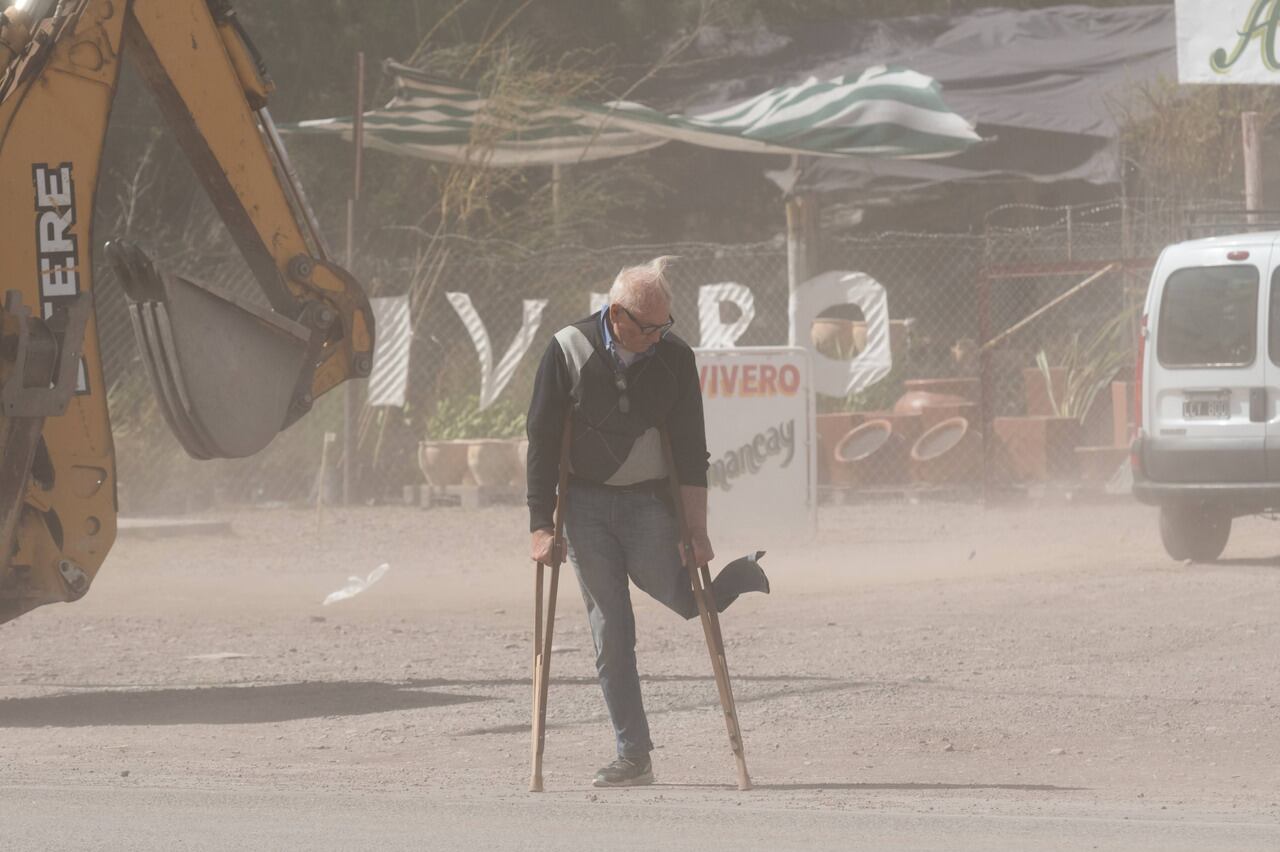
{"left": 96, "top": 198, "right": 1205, "bottom": 514}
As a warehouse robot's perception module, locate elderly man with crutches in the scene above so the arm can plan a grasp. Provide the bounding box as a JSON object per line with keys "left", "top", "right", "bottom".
{"left": 526, "top": 256, "right": 770, "bottom": 790}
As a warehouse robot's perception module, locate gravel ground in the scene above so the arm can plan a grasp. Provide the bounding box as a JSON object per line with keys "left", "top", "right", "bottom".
{"left": 1, "top": 497, "right": 1278, "bottom": 849}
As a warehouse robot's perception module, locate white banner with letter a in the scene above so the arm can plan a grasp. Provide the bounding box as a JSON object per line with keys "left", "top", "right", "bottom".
{"left": 1177, "top": 0, "right": 1280, "bottom": 84}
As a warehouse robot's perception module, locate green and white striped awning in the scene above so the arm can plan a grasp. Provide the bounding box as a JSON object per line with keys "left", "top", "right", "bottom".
{"left": 292, "top": 61, "right": 979, "bottom": 166}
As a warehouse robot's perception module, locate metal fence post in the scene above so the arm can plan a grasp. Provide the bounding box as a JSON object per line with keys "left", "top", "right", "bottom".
{"left": 977, "top": 268, "right": 993, "bottom": 503}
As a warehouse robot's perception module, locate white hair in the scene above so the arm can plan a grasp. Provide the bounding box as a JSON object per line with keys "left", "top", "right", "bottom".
{"left": 608, "top": 255, "right": 677, "bottom": 311}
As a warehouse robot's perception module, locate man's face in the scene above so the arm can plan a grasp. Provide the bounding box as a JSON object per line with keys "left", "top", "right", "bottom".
{"left": 610, "top": 299, "right": 671, "bottom": 353}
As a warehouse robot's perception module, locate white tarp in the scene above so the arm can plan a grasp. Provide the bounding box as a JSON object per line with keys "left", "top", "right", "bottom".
{"left": 1176, "top": 0, "right": 1280, "bottom": 85}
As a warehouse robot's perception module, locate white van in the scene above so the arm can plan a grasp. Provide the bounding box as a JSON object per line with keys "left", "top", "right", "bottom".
{"left": 1133, "top": 231, "right": 1280, "bottom": 562}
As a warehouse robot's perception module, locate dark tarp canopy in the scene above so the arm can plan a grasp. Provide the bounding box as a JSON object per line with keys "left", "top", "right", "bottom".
{"left": 649, "top": 4, "right": 1175, "bottom": 199}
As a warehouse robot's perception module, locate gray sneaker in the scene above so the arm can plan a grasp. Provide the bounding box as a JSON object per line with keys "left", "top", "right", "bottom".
{"left": 593, "top": 756, "right": 654, "bottom": 787}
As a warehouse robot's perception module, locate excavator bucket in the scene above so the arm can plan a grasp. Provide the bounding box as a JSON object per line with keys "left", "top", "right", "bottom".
{"left": 106, "top": 241, "right": 315, "bottom": 460}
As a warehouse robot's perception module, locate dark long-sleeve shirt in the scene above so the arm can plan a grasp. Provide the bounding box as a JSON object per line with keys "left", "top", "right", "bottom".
{"left": 526, "top": 310, "right": 709, "bottom": 532}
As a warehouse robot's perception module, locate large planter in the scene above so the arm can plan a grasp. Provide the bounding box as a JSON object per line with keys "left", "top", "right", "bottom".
{"left": 910, "top": 416, "right": 982, "bottom": 485}
{"left": 1079, "top": 384, "right": 1115, "bottom": 448}
{"left": 892, "top": 385, "right": 972, "bottom": 428}
{"left": 816, "top": 412, "right": 863, "bottom": 484}
{"left": 871, "top": 411, "right": 924, "bottom": 450}
{"left": 832, "top": 419, "right": 907, "bottom": 485}
{"left": 992, "top": 416, "right": 1081, "bottom": 482}
{"left": 467, "top": 439, "right": 519, "bottom": 486}
{"left": 920, "top": 401, "right": 979, "bottom": 432}
{"left": 1023, "top": 366, "right": 1067, "bottom": 417}
{"left": 900, "top": 377, "right": 980, "bottom": 404}
{"left": 417, "top": 440, "right": 470, "bottom": 486}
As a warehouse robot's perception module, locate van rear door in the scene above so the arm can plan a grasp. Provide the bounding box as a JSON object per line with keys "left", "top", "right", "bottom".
{"left": 1262, "top": 265, "right": 1280, "bottom": 479}
{"left": 1144, "top": 248, "right": 1268, "bottom": 483}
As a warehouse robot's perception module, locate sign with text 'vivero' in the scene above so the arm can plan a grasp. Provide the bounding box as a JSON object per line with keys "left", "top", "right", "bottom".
{"left": 695, "top": 346, "right": 816, "bottom": 546}
{"left": 1177, "top": 0, "right": 1280, "bottom": 84}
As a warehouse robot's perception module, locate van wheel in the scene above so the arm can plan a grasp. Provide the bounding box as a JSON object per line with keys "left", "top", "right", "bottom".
{"left": 1159, "top": 506, "right": 1231, "bottom": 563}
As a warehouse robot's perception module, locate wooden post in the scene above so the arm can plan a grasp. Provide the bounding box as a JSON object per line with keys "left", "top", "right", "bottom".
{"left": 343, "top": 51, "right": 366, "bottom": 506}
{"left": 977, "top": 273, "right": 992, "bottom": 501}
{"left": 1243, "top": 111, "right": 1262, "bottom": 226}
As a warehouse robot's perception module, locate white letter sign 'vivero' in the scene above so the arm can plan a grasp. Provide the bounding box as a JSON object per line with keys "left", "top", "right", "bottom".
{"left": 445, "top": 293, "right": 547, "bottom": 410}
{"left": 788, "top": 270, "right": 892, "bottom": 398}
{"left": 698, "top": 283, "right": 756, "bottom": 349}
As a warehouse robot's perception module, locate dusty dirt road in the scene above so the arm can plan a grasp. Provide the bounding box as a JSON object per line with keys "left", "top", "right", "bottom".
{"left": 2, "top": 497, "right": 1279, "bottom": 850}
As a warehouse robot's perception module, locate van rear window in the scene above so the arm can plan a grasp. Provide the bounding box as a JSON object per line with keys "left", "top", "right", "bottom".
{"left": 1157, "top": 265, "right": 1258, "bottom": 367}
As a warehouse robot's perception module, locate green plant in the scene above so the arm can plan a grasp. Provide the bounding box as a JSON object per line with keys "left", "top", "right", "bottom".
{"left": 1035, "top": 307, "right": 1135, "bottom": 422}
{"left": 425, "top": 394, "right": 527, "bottom": 440}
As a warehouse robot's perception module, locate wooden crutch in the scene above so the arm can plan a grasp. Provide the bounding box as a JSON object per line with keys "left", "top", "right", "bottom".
{"left": 660, "top": 429, "right": 752, "bottom": 791}
{"left": 529, "top": 412, "right": 573, "bottom": 792}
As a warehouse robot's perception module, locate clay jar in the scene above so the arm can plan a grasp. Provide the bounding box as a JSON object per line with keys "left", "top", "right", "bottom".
{"left": 816, "top": 412, "right": 862, "bottom": 484}
{"left": 467, "top": 439, "right": 519, "bottom": 486}
{"left": 910, "top": 417, "right": 982, "bottom": 484}
{"left": 897, "top": 377, "right": 979, "bottom": 404}
{"left": 832, "top": 419, "right": 907, "bottom": 485}
{"left": 811, "top": 318, "right": 858, "bottom": 358}
{"left": 893, "top": 389, "right": 970, "bottom": 418}
{"left": 417, "top": 440, "right": 470, "bottom": 486}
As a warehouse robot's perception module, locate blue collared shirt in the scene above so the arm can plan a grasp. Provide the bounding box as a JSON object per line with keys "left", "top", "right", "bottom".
{"left": 600, "top": 303, "right": 656, "bottom": 371}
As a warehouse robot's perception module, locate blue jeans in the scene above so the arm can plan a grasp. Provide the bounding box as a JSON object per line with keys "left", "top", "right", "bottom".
{"left": 564, "top": 480, "right": 697, "bottom": 759}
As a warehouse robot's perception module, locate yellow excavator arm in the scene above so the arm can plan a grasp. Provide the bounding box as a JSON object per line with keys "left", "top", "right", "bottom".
{"left": 0, "top": 0, "right": 375, "bottom": 623}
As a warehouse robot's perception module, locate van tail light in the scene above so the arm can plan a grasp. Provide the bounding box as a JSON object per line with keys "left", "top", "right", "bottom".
{"left": 1130, "top": 313, "right": 1147, "bottom": 474}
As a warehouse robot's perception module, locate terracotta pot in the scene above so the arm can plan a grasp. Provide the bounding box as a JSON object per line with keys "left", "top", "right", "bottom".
{"left": 832, "top": 419, "right": 907, "bottom": 485}
{"left": 467, "top": 439, "right": 519, "bottom": 486}
{"left": 893, "top": 390, "right": 970, "bottom": 418}
{"left": 1023, "top": 367, "right": 1067, "bottom": 417}
{"left": 910, "top": 417, "right": 982, "bottom": 484}
{"left": 811, "top": 318, "right": 857, "bottom": 359}
{"left": 869, "top": 411, "right": 924, "bottom": 449}
{"left": 850, "top": 320, "right": 869, "bottom": 353}
{"left": 815, "top": 412, "right": 862, "bottom": 485}
{"left": 417, "top": 440, "right": 470, "bottom": 487}
{"left": 920, "top": 401, "right": 979, "bottom": 432}
{"left": 900, "top": 377, "right": 980, "bottom": 403}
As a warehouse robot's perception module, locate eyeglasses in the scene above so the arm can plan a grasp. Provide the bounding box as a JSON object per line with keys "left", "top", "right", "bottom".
{"left": 619, "top": 305, "right": 675, "bottom": 338}
{"left": 613, "top": 372, "right": 630, "bottom": 414}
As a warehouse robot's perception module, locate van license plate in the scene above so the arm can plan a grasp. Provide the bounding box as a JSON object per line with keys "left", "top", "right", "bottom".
{"left": 1183, "top": 397, "right": 1230, "bottom": 419}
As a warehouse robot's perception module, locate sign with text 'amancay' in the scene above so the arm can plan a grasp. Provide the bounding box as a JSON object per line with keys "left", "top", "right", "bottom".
{"left": 695, "top": 347, "right": 816, "bottom": 546}
{"left": 1177, "top": 0, "right": 1280, "bottom": 84}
